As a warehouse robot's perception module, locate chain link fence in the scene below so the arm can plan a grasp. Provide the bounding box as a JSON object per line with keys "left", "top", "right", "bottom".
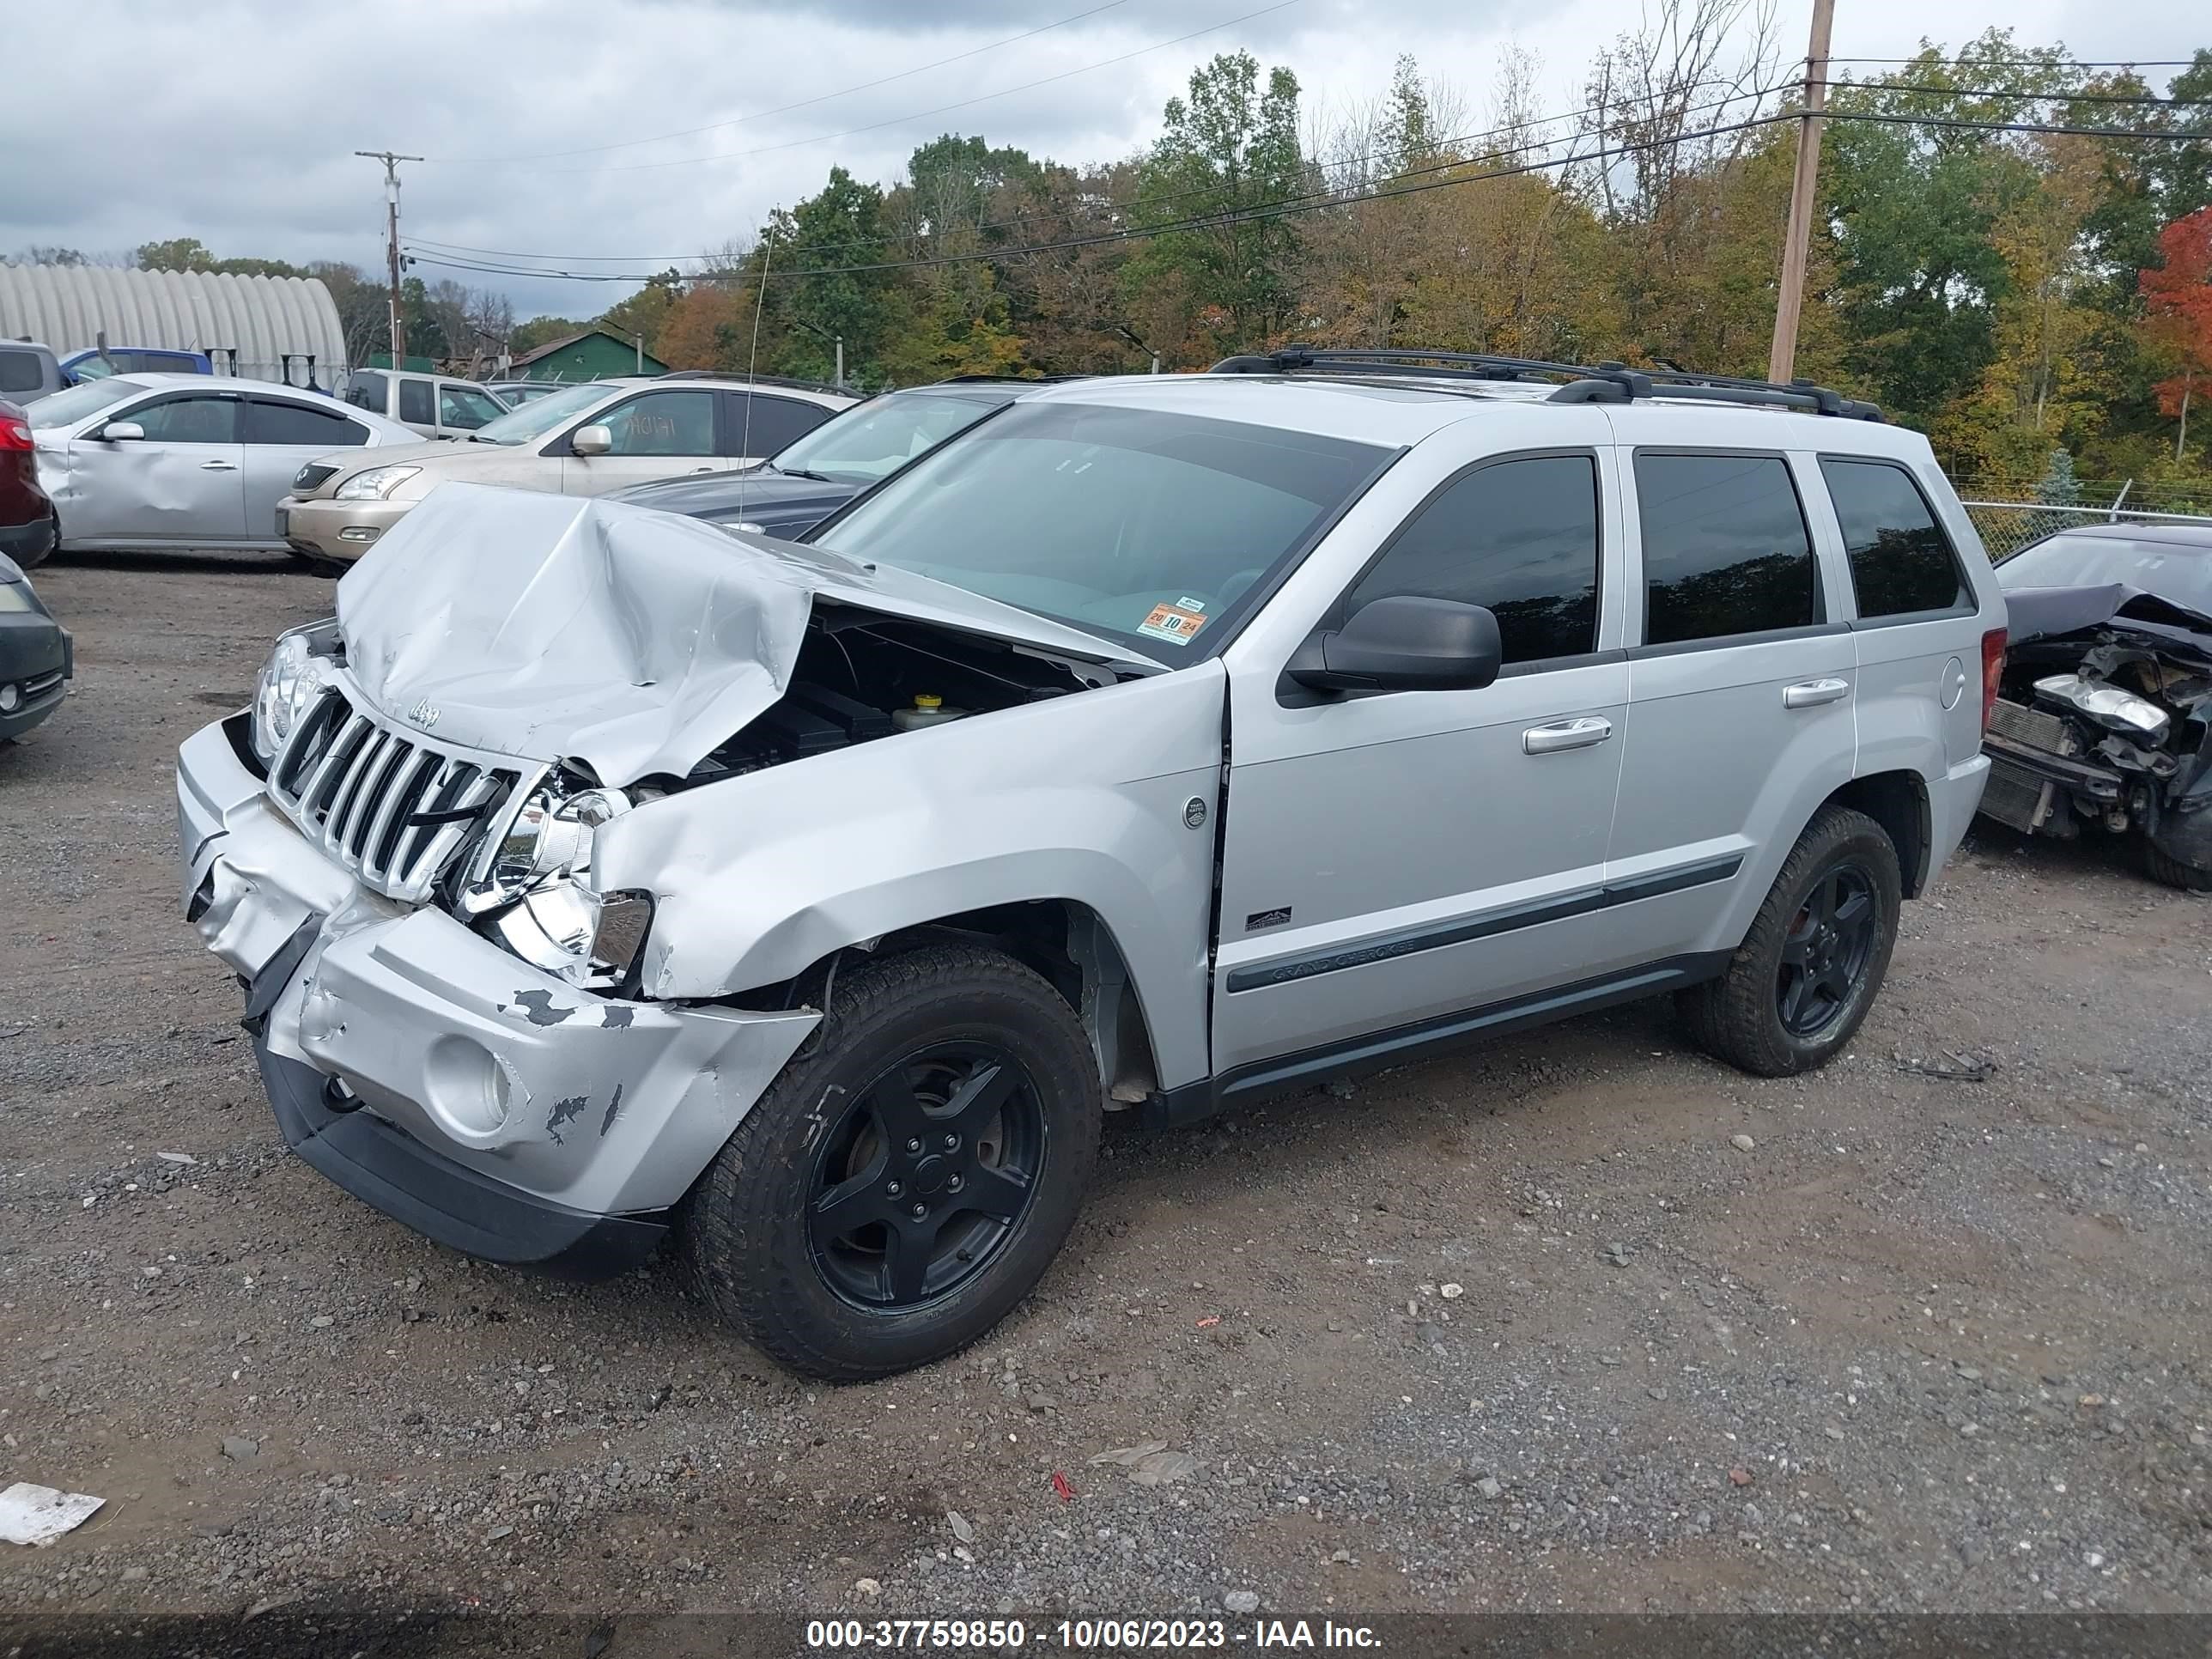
{"left": 1962, "top": 501, "right": 2212, "bottom": 562}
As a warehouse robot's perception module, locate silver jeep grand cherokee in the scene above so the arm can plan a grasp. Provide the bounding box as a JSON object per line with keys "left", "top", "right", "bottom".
{"left": 176, "top": 349, "right": 2006, "bottom": 1380}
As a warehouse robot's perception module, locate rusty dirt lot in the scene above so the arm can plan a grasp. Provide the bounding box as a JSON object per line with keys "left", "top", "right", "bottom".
{"left": 2, "top": 551, "right": 2210, "bottom": 1641}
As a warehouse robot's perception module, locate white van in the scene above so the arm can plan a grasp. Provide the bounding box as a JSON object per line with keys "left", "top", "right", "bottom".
{"left": 339, "top": 370, "right": 509, "bottom": 441}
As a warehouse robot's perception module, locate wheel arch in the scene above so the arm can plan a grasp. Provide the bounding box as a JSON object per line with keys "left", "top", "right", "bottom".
{"left": 721, "top": 898, "right": 1168, "bottom": 1109}
{"left": 1826, "top": 769, "right": 1932, "bottom": 897}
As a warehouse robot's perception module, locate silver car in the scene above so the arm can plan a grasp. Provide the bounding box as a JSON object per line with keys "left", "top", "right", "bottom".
{"left": 278, "top": 374, "right": 854, "bottom": 566}
{"left": 28, "top": 375, "right": 417, "bottom": 552}
{"left": 175, "top": 350, "right": 2003, "bottom": 1379}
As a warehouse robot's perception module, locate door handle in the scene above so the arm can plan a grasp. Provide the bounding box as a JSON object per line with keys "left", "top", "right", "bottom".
{"left": 198, "top": 459, "right": 239, "bottom": 471}
{"left": 1522, "top": 715, "right": 1613, "bottom": 755}
{"left": 1783, "top": 678, "right": 1850, "bottom": 708}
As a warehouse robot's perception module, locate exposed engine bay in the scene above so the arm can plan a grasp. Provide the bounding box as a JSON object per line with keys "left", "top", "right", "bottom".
{"left": 641, "top": 605, "right": 1115, "bottom": 795}
{"left": 1981, "top": 586, "right": 2212, "bottom": 890}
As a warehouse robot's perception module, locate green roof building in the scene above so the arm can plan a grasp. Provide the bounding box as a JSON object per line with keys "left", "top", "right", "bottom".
{"left": 508, "top": 327, "right": 665, "bottom": 382}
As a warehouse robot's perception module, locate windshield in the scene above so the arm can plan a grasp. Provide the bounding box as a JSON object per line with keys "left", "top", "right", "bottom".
{"left": 816, "top": 402, "right": 1391, "bottom": 660}
{"left": 772, "top": 391, "right": 1004, "bottom": 484}
{"left": 465, "top": 380, "right": 618, "bottom": 445}
{"left": 28, "top": 380, "right": 137, "bottom": 429}
{"left": 70, "top": 357, "right": 117, "bottom": 381}
{"left": 2002, "top": 534, "right": 2212, "bottom": 616}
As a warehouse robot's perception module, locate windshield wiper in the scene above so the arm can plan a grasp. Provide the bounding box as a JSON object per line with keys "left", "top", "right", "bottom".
{"left": 775, "top": 466, "right": 837, "bottom": 483}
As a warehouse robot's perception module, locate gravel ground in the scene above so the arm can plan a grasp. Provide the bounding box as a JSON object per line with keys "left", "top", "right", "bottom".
{"left": 2, "top": 551, "right": 2209, "bottom": 1644}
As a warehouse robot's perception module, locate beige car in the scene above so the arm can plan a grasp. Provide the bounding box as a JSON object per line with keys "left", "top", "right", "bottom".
{"left": 279, "top": 374, "right": 854, "bottom": 566}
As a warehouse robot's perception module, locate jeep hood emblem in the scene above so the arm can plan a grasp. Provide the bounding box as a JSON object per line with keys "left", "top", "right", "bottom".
{"left": 407, "top": 699, "right": 441, "bottom": 730}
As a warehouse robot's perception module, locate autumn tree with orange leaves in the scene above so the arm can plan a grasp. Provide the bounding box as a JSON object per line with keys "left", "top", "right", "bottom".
{"left": 2142, "top": 208, "right": 2212, "bottom": 464}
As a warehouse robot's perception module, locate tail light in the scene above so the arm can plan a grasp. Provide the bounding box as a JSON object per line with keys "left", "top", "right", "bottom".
{"left": 1979, "top": 627, "right": 2007, "bottom": 732}
{"left": 0, "top": 416, "right": 31, "bottom": 452}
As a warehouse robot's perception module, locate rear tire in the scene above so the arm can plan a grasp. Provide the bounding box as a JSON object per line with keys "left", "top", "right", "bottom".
{"left": 679, "top": 944, "right": 1101, "bottom": 1382}
{"left": 1678, "top": 805, "right": 1902, "bottom": 1078}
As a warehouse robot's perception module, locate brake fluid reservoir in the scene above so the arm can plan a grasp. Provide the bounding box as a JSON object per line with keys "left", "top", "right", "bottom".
{"left": 892, "top": 693, "right": 967, "bottom": 732}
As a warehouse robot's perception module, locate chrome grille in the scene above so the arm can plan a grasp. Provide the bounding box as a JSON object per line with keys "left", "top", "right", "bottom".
{"left": 267, "top": 684, "right": 522, "bottom": 902}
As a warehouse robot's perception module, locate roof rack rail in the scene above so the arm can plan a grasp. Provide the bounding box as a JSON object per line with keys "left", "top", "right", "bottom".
{"left": 1207, "top": 345, "right": 1882, "bottom": 422}
{"left": 655, "top": 369, "right": 851, "bottom": 398}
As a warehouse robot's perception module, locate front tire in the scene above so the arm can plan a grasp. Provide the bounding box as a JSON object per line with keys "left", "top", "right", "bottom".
{"left": 680, "top": 943, "right": 1101, "bottom": 1381}
{"left": 1678, "top": 805, "right": 1902, "bottom": 1077}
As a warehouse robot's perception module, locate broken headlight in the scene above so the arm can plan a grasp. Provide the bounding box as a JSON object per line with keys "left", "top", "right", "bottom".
{"left": 462, "top": 779, "right": 652, "bottom": 988}
{"left": 248, "top": 626, "right": 335, "bottom": 764}
{"left": 2033, "top": 674, "right": 2172, "bottom": 744}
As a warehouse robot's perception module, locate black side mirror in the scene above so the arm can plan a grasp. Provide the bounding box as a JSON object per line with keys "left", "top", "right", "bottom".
{"left": 1287, "top": 595, "right": 1503, "bottom": 694}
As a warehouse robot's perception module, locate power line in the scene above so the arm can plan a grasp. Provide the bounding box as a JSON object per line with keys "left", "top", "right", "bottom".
{"left": 404, "top": 110, "right": 1802, "bottom": 286}
{"left": 429, "top": 0, "right": 1307, "bottom": 177}
{"left": 1831, "top": 57, "right": 2198, "bottom": 69}
{"left": 404, "top": 106, "right": 2209, "bottom": 291}
{"left": 427, "top": 0, "right": 1135, "bottom": 166}
{"left": 1820, "top": 109, "right": 2212, "bottom": 141}
{"left": 406, "top": 78, "right": 1797, "bottom": 269}
{"left": 1855, "top": 81, "right": 2212, "bottom": 108}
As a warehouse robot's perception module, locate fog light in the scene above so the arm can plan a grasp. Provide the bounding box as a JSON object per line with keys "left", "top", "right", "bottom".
{"left": 337, "top": 526, "right": 381, "bottom": 544}
{"left": 422, "top": 1035, "right": 511, "bottom": 1137}
{"left": 0, "top": 683, "right": 17, "bottom": 712}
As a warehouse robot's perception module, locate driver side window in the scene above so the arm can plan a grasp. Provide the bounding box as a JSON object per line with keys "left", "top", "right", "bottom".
{"left": 1346, "top": 453, "right": 1601, "bottom": 665}
{"left": 130, "top": 396, "right": 237, "bottom": 444}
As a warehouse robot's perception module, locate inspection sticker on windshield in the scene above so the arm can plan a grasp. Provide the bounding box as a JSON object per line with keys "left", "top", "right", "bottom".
{"left": 1139, "top": 598, "right": 1209, "bottom": 647}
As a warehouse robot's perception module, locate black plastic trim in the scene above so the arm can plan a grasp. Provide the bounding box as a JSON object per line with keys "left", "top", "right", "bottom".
{"left": 1624, "top": 621, "right": 1849, "bottom": 660}
{"left": 239, "top": 930, "right": 667, "bottom": 1279}
{"left": 1224, "top": 854, "right": 1741, "bottom": 993}
{"left": 1147, "top": 951, "right": 1735, "bottom": 1127}
{"left": 254, "top": 1042, "right": 669, "bottom": 1278}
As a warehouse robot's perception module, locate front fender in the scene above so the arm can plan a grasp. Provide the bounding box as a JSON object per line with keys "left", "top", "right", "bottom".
{"left": 591, "top": 663, "right": 1227, "bottom": 1090}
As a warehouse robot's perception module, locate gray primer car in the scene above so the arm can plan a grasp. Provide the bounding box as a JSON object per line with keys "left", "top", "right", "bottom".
{"left": 174, "top": 349, "right": 2004, "bottom": 1379}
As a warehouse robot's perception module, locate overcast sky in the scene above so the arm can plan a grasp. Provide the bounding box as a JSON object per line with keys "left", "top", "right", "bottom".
{"left": 10, "top": 0, "right": 2203, "bottom": 321}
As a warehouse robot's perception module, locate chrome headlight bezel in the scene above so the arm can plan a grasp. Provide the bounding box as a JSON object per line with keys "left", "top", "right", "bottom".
{"left": 461, "top": 777, "right": 649, "bottom": 988}
{"left": 2033, "top": 673, "right": 2172, "bottom": 744}
{"left": 333, "top": 464, "right": 420, "bottom": 502}
{"left": 248, "top": 626, "right": 336, "bottom": 764}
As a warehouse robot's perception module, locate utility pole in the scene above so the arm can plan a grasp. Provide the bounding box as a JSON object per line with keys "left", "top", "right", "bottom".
{"left": 356, "top": 150, "right": 422, "bottom": 369}
{"left": 1766, "top": 0, "right": 1835, "bottom": 385}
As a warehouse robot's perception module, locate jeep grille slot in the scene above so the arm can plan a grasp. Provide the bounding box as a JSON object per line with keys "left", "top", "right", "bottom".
{"left": 267, "top": 685, "right": 517, "bottom": 902}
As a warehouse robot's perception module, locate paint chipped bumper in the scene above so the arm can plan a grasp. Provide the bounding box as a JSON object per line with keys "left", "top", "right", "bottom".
{"left": 176, "top": 716, "right": 819, "bottom": 1269}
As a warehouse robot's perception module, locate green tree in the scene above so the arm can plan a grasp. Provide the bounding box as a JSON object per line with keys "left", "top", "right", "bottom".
{"left": 1123, "top": 51, "right": 1307, "bottom": 356}
{"left": 597, "top": 272, "right": 684, "bottom": 356}
{"left": 135, "top": 236, "right": 215, "bottom": 271}
{"left": 510, "top": 315, "right": 587, "bottom": 357}
{"left": 2034, "top": 446, "right": 2083, "bottom": 504}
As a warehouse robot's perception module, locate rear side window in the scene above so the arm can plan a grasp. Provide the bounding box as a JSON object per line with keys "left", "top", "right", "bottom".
{"left": 0, "top": 349, "right": 44, "bottom": 394}
{"left": 245, "top": 398, "right": 369, "bottom": 447}
{"left": 1346, "top": 454, "right": 1601, "bottom": 664}
{"left": 1635, "top": 453, "right": 1817, "bottom": 646}
{"left": 727, "top": 393, "right": 833, "bottom": 458}
{"left": 398, "top": 380, "right": 434, "bottom": 426}
{"left": 1820, "top": 458, "right": 1968, "bottom": 619}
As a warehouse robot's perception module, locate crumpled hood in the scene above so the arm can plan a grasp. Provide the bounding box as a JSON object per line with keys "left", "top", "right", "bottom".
{"left": 335, "top": 483, "right": 1145, "bottom": 785}
{"left": 2002, "top": 581, "right": 2212, "bottom": 659}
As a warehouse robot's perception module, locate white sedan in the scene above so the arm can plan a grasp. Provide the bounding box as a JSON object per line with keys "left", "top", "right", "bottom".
{"left": 27, "top": 375, "right": 418, "bottom": 553}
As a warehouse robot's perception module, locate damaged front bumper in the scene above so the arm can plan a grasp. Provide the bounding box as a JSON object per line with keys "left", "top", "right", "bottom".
{"left": 177, "top": 715, "right": 818, "bottom": 1276}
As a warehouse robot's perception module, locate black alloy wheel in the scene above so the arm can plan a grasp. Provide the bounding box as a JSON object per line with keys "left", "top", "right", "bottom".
{"left": 1775, "top": 861, "right": 1878, "bottom": 1037}
{"left": 807, "top": 1042, "right": 1048, "bottom": 1310}
{"left": 680, "top": 942, "right": 1101, "bottom": 1381}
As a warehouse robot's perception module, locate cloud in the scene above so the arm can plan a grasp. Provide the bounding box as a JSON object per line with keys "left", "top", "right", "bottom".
{"left": 9, "top": 0, "right": 2203, "bottom": 330}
